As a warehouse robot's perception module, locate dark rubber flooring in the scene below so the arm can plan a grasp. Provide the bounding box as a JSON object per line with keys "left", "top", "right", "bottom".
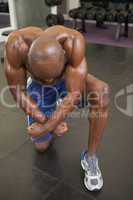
{"left": 0, "top": 44, "right": 133, "bottom": 200}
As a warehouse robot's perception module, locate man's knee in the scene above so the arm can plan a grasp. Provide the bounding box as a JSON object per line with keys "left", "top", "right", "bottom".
{"left": 34, "top": 141, "right": 51, "bottom": 153}
{"left": 88, "top": 81, "right": 110, "bottom": 109}
{"left": 27, "top": 122, "right": 52, "bottom": 152}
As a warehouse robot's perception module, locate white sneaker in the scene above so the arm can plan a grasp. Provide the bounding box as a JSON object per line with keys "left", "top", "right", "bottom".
{"left": 81, "top": 151, "right": 103, "bottom": 192}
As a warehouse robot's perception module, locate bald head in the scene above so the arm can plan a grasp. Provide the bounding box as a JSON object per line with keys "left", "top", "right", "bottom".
{"left": 28, "top": 36, "right": 65, "bottom": 80}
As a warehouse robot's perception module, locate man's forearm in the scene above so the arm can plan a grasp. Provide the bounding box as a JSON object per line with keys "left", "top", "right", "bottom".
{"left": 10, "top": 87, "right": 46, "bottom": 124}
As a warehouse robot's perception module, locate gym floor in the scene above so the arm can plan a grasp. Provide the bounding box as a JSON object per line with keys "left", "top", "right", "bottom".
{"left": 0, "top": 44, "right": 133, "bottom": 200}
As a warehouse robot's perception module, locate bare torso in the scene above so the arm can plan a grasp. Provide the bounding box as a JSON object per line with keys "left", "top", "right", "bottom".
{"left": 5, "top": 25, "right": 87, "bottom": 124}
{"left": 5, "top": 25, "right": 84, "bottom": 85}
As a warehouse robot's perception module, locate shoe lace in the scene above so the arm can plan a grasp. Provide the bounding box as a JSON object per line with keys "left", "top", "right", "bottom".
{"left": 87, "top": 156, "right": 99, "bottom": 176}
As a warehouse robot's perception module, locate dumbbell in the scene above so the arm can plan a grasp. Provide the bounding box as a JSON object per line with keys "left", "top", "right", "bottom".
{"left": 93, "top": 1, "right": 104, "bottom": 8}
{"left": 80, "top": 1, "right": 93, "bottom": 10}
{"left": 95, "top": 8, "right": 106, "bottom": 24}
{"left": 128, "top": 3, "right": 133, "bottom": 23}
{"left": 106, "top": 9, "right": 117, "bottom": 22}
{"left": 116, "top": 10, "right": 128, "bottom": 23}
{"left": 76, "top": 7, "right": 88, "bottom": 33}
{"left": 77, "top": 8, "right": 87, "bottom": 20}
{"left": 69, "top": 8, "right": 81, "bottom": 19}
{"left": 46, "top": 13, "right": 64, "bottom": 26}
{"left": 45, "top": 0, "right": 62, "bottom": 7}
{"left": 115, "top": 3, "right": 128, "bottom": 23}
{"left": 86, "top": 7, "right": 96, "bottom": 20}
{"left": 69, "top": 7, "right": 87, "bottom": 32}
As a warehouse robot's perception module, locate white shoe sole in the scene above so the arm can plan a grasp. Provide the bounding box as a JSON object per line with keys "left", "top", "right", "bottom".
{"left": 84, "top": 176, "right": 103, "bottom": 192}
{"left": 81, "top": 159, "right": 103, "bottom": 191}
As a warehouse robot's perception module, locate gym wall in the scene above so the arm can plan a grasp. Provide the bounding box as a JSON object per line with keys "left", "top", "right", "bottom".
{"left": 11, "top": 0, "right": 49, "bottom": 28}
{"left": 58, "top": 0, "right": 80, "bottom": 15}
{"left": 67, "top": 0, "right": 80, "bottom": 11}
{"left": 58, "top": 0, "right": 80, "bottom": 14}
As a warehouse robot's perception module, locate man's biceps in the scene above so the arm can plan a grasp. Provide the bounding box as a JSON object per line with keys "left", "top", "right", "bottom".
{"left": 71, "top": 55, "right": 86, "bottom": 70}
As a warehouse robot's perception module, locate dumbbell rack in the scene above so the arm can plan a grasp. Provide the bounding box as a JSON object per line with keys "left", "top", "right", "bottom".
{"left": 69, "top": 1, "right": 109, "bottom": 33}
{"left": 68, "top": 0, "right": 133, "bottom": 40}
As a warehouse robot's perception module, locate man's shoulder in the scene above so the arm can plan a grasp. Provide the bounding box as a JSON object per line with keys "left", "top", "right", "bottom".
{"left": 45, "top": 25, "right": 83, "bottom": 38}
{"left": 6, "top": 31, "right": 20, "bottom": 46}
{"left": 5, "top": 31, "right": 26, "bottom": 67}
{"left": 6, "top": 26, "right": 43, "bottom": 47}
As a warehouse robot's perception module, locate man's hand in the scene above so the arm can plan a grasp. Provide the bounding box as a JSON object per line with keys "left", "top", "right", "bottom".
{"left": 28, "top": 121, "right": 69, "bottom": 138}
{"left": 54, "top": 122, "right": 69, "bottom": 137}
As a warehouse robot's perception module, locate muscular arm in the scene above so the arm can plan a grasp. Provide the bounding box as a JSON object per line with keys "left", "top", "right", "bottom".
{"left": 28, "top": 33, "right": 88, "bottom": 137}
{"left": 5, "top": 34, "right": 46, "bottom": 124}
{"left": 49, "top": 34, "right": 88, "bottom": 121}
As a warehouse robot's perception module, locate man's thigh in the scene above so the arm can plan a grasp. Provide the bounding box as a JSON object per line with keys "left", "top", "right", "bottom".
{"left": 85, "top": 74, "right": 107, "bottom": 92}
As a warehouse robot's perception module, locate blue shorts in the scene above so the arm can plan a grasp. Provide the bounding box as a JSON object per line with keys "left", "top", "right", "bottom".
{"left": 27, "top": 78, "right": 67, "bottom": 143}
